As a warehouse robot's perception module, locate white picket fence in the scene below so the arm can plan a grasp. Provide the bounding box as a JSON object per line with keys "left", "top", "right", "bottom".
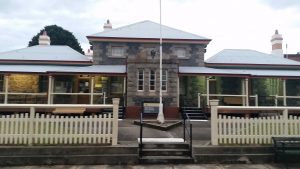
{"left": 210, "top": 100, "right": 300, "bottom": 145}
{"left": 0, "top": 98, "right": 120, "bottom": 145}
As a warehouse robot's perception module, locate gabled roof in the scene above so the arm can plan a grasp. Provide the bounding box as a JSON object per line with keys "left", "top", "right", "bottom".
{"left": 87, "top": 20, "right": 210, "bottom": 43}
{"left": 205, "top": 49, "right": 300, "bottom": 67}
{"left": 0, "top": 45, "right": 92, "bottom": 65}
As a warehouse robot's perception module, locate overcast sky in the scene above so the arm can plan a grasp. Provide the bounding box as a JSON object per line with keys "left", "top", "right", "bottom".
{"left": 0, "top": 0, "right": 300, "bottom": 58}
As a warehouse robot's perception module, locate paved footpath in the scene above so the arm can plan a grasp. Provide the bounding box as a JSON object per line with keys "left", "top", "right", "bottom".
{"left": 0, "top": 164, "right": 290, "bottom": 169}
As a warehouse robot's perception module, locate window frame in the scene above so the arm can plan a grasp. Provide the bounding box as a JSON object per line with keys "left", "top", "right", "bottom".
{"left": 149, "top": 70, "right": 156, "bottom": 92}
{"left": 111, "top": 46, "right": 125, "bottom": 58}
{"left": 161, "top": 70, "right": 167, "bottom": 92}
{"left": 175, "top": 47, "right": 186, "bottom": 58}
{"left": 137, "top": 69, "right": 144, "bottom": 91}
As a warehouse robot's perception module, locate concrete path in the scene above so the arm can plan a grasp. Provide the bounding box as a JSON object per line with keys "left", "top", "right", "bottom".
{"left": 0, "top": 164, "right": 288, "bottom": 169}
{"left": 118, "top": 119, "right": 211, "bottom": 144}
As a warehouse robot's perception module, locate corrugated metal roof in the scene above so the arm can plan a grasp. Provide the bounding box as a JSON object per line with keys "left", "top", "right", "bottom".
{"left": 88, "top": 20, "right": 209, "bottom": 40}
{"left": 0, "top": 45, "right": 91, "bottom": 62}
{"left": 179, "top": 66, "right": 300, "bottom": 78}
{"left": 228, "top": 69, "right": 300, "bottom": 77}
{"left": 205, "top": 49, "right": 300, "bottom": 65}
{"left": 179, "top": 67, "right": 249, "bottom": 76}
{"left": 0, "top": 65, "right": 126, "bottom": 74}
{"left": 49, "top": 65, "right": 126, "bottom": 74}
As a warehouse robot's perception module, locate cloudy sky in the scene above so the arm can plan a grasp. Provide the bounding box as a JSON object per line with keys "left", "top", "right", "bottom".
{"left": 0, "top": 0, "right": 300, "bottom": 58}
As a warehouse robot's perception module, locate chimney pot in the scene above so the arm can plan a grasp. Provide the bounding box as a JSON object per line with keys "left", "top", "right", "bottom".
{"left": 271, "top": 29, "right": 283, "bottom": 56}
{"left": 38, "top": 30, "right": 51, "bottom": 45}
{"left": 103, "top": 19, "right": 112, "bottom": 31}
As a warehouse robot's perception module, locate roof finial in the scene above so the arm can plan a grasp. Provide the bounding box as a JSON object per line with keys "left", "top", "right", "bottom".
{"left": 275, "top": 29, "right": 278, "bottom": 34}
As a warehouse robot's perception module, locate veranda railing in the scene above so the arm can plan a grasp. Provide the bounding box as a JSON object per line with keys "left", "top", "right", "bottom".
{"left": 198, "top": 93, "right": 258, "bottom": 107}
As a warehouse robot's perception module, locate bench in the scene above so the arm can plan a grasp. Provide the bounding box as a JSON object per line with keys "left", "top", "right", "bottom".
{"left": 272, "top": 137, "right": 300, "bottom": 168}
{"left": 52, "top": 107, "right": 86, "bottom": 114}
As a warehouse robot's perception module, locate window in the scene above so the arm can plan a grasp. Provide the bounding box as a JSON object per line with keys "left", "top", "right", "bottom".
{"left": 39, "top": 75, "right": 48, "bottom": 92}
{"left": 111, "top": 46, "right": 124, "bottom": 57}
{"left": 149, "top": 70, "right": 156, "bottom": 91}
{"left": 110, "top": 77, "right": 123, "bottom": 94}
{"left": 54, "top": 76, "right": 73, "bottom": 93}
{"left": 175, "top": 47, "right": 186, "bottom": 58}
{"left": 162, "top": 70, "right": 167, "bottom": 91}
{"left": 137, "top": 69, "right": 144, "bottom": 91}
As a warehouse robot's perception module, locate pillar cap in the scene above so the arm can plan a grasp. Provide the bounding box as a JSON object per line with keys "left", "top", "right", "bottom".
{"left": 209, "top": 100, "right": 219, "bottom": 106}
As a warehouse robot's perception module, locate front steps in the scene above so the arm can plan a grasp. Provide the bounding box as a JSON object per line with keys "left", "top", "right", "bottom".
{"left": 139, "top": 139, "right": 194, "bottom": 164}
{"left": 181, "top": 107, "right": 208, "bottom": 120}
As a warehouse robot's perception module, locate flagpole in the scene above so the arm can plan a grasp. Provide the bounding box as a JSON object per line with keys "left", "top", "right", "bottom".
{"left": 157, "top": 0, "right": 165, "bottom": 123}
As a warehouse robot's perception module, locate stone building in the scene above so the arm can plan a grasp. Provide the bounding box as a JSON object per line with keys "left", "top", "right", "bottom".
{"left": 87, "top": 20, "right": 211, "bottom": 118}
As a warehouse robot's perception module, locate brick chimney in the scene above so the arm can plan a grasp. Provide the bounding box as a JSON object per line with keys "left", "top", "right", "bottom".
{"left": 103, "top": 20, "right": 112, "bottom": 31}
{"left": 271, "top": 30, "right": 283, "bottom": 56}
{"left": 38, "top": 30, "right": 51, "bottom": 45}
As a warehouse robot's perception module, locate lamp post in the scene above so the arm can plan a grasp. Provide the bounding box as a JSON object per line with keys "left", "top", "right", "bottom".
{"left": 157, "top": 0, "right": 165, "bottom": 124}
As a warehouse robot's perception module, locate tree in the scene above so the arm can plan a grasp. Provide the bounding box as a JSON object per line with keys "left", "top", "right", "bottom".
{"left": 28, "top": 25, "right": 84, "bottom": 54}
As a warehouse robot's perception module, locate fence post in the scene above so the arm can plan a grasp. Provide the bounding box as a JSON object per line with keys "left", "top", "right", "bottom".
{"left": 283, "top": 108, "right": 288, "bottom": 136}
{"left": 28, "top": 107, "right": 35, "bottom": 146}
{"left": 112, "top": 98, "right": 120, "bottom": 145}
{"left": 210, "top": 100, "right": 219, "bottom": 145}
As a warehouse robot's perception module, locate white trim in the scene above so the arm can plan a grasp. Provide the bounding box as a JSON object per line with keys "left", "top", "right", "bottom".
{"left": 90, "top": 77, "right": 94, "bottom": 104}
{"left": 283, "top": 79, "right": 286, "bottom": 106}
{"left": 47, "top": 75, "right": 52, "bottom": 104}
